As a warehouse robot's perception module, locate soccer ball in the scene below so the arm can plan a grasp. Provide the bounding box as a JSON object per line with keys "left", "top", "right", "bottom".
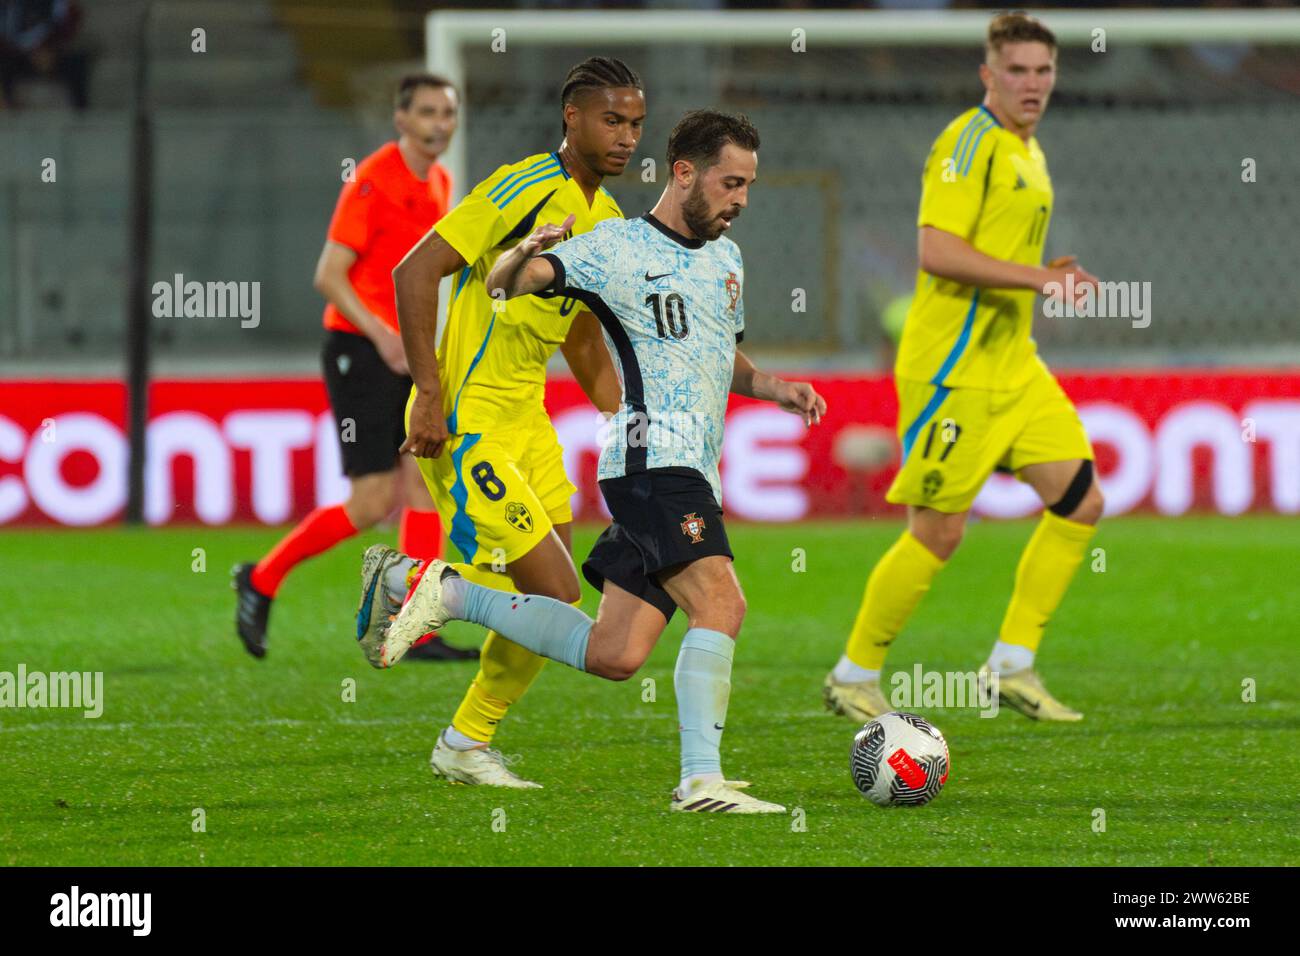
{"left": 850, "top": 712, "right": 950, "bottom": 807}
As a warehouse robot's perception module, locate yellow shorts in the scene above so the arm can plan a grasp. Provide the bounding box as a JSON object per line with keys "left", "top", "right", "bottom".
{"left": 408, "top": 400, "right": 576, "bottom": 568}
{"left": 888, "top": 362, "right": 1093, "bottom": 513}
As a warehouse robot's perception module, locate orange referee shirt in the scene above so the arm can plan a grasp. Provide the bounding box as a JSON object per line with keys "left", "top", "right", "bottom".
{"left": 322, "top": 141, "right": 452, "bottom": 335}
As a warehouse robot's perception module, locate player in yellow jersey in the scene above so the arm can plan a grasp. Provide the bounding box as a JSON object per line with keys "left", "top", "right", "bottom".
{"left": 355, "top": 57, "right": 644, "bottom": 787}
{"left": 824, "top": 13, "right": 1105, "bottom": 723}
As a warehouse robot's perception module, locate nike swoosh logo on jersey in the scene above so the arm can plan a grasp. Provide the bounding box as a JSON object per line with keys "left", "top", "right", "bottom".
{"left": 644, "top": 271, "right": 673, "bottom": 281}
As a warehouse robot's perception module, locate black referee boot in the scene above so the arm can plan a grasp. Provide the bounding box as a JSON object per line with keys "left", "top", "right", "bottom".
{"left": 231, "top": 563, "right": 272, "bottom": 659}
{"left": 403, "top": 633, "right": 479, "bottom": 662}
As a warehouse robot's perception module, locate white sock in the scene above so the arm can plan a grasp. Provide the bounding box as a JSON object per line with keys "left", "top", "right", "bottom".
{"left": 832, "top": 655, "right": 880, "bottom": 684}
{"left": 442, "top": 725, "right": 487, "bottom": 751}
{"left": 679, "top": 772, "right": 724, "bottom": 795}
{"left": 987, "top": 640, "right": 1035, "bottom": 674}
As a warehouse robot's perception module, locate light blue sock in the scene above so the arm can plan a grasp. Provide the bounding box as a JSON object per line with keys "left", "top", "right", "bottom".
{"left": 448, "top": 577, "right": 592, "bottom": 672}
{"left": 674, "top": 628, "right": 736, "bottom": 781}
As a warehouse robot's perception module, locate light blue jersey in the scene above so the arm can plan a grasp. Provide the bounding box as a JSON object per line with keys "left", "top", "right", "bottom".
{"left": 539, "top": 213, "right": 745, "bottom": 504}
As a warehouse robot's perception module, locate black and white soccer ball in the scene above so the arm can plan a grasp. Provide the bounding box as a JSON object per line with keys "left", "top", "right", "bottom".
{"left": 850, "top": 712, "right": 950, "bottom": 807}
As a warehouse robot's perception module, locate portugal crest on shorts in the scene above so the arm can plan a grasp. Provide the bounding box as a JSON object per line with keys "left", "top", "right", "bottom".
{"left": 505, "top": 501, "right": 533, "bottom": 533}
{"left": 680, "top": 512, "right": 706, "bottom": 544}
{"left": 724, "top": 272, "right": 740, "bottom": 312}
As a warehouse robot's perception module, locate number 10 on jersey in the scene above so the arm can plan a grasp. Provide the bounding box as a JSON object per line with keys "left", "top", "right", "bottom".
{"left": 646, "top": 292, "right": 689, "bottom": 340}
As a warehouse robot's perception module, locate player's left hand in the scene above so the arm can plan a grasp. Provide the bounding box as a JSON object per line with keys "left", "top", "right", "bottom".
{"left": 520, "top": 214, "right": 576, "bottom": 257}
{"left": 777, "top": 381, "right": 826, "bottom": 426}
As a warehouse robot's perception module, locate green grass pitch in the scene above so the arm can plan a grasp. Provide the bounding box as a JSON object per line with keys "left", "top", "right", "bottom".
{"left": 2, "top": 516, "right": 1296, "bottom": 866}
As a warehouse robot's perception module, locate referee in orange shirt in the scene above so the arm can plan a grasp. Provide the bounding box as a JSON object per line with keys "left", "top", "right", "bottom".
{"left": 233, "top": 73, "right": 474, "bottom": 661}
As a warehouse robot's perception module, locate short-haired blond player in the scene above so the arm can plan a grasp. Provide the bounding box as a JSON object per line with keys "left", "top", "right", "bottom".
{"left": 824, "top": 13, "right": 1104, "bottom": 722}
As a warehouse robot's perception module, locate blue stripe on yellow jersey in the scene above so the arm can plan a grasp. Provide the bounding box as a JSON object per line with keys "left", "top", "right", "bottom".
{"left": 432, "top": 151, "right": 624, "bottom": 434}
{"left": 896, "top": 107, "right": 1055, "bottom": 393}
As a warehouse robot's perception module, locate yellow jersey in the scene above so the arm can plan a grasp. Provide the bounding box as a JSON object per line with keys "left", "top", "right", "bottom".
{"left": 434, "top": 151, "right": 623, "bottom": 433}
{"left": 896, "top": 106, "right": 1054, "bottom": 392}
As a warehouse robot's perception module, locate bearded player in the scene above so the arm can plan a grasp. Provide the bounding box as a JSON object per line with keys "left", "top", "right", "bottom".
{"left": 356, "top": 57, "right": 644, "bottom": 788}
{"left": 824, "top": 12, "right": 1104, "bottom": 722}
{"left": 369, "top": 110, "right": 826, "bottom": 813}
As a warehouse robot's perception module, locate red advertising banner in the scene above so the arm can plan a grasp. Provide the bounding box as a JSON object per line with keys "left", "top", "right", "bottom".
{"left": 0, "top": 372, "right": 1296, "bottom": 526}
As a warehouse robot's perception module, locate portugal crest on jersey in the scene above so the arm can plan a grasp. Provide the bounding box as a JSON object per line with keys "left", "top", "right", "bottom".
{"left": 680, "top": 512, "right": 706, "bottom": 543}
{"left": 724, "top": 272, "right": 740, "bottom": 312}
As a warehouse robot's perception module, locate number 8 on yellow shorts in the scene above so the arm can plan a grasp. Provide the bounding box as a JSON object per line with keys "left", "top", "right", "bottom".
{"left": 409, "top": 404, "right": 576, "bottom": 568}
{"left": 888, "top": 359, "right": 1093, "bottom": 514}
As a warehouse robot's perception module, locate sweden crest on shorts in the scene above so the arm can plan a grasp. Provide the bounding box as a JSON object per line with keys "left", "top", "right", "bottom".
{"left": 921, "top": 469, "right": 944, "bottom": 501}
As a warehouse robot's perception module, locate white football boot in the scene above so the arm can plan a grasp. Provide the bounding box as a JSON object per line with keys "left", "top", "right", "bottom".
{"left": 980, "top": 665, "right": 1083, "bottom": 722}
{"left": 356, "top": 544, "right": 413, "bottom": 669}
{"left": 822, "top": 672, "right": 890, "bottom": 722}
{"left": 429, "top": 732, "right": 542, "bottom": 789}
{"left": 670, "top": 780, "right": 786, "bottom": 814}
{"left": 378, "top": 559, "right": 459, "bottom": 668}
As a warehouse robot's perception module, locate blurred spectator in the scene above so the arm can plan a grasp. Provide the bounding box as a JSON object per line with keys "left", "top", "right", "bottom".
{"left": 0, "top": 0, "right": 87, "bottom": 110}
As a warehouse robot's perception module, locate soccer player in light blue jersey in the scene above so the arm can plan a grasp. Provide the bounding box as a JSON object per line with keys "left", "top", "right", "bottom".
{"left": 369, "top": 110, "right": 826, "bottom": 813}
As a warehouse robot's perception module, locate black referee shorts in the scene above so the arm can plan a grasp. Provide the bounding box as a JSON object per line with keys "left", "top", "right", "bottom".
{"left": 320, "top": 329, "right": 412, "bottom": 478}
{"left": 581, "top": 466, "right": 733, "bottom": 621}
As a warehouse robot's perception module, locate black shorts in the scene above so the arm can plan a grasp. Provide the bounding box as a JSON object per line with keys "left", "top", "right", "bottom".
{"left": 581, "top": 466, "right": 733, "bottom": 621}
{"left": 320, "top": 330, "right": 413, "bottom": 478}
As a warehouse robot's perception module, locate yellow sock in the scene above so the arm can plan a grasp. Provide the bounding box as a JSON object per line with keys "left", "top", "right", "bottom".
{"left": 844, "top": 531, "right": 945, "bottom": 671}
{"left": 448, "top": 562, "right": 550, "bottom": 745}
{"left": 451, "top": 631, "right": 547, "bottom": 744}
{"left": 999, "top": 511, "right": 1097, "bottom": 653}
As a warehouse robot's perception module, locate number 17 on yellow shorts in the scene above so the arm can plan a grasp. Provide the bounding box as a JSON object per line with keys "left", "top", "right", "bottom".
{"left": 887, "top": 367, "right": 1093, "bottom": 513}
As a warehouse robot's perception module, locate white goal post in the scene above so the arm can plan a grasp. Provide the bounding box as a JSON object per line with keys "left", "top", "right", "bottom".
{"left": 426, "top": 7, "right": 1300, "bottom": 201}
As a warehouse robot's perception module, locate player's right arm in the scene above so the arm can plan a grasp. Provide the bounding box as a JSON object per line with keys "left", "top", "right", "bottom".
{"left": 916, "top": 123, "right": 1096, "bottom": 304}
{"left": 919, "top": 227, "right": 1096, "bottom": 303}
{"left": 320, "top": 167, "right": 412, "bottom": 374}
{"left": 400, "top": 158, "right": 571, "bottom": 455}
{"left": 393, "top": 229, "right": 467, "bottom": 459}
{"left": 314, "top": 241, "right": 408, "bottom": 374}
